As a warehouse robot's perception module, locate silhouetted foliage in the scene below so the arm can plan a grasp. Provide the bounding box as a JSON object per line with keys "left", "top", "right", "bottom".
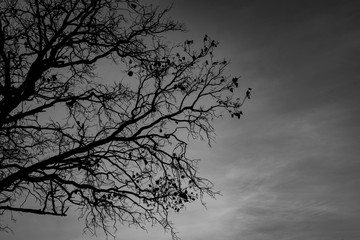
{"left": 0, "top": 0, "right": 250, "bottom": 238}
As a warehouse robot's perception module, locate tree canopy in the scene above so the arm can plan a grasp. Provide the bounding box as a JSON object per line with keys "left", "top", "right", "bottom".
{"left": 0, "top": 0, "right": 251, "bottom": 238}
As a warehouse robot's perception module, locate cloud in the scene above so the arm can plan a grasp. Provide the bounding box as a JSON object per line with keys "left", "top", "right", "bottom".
{"left": 2, "top": 1, "right": 360, "bottom": 240}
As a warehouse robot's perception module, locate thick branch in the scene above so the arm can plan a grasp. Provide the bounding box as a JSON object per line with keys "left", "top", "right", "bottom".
{"left": 0, "top": 206, "right": 67, "bottom": 216}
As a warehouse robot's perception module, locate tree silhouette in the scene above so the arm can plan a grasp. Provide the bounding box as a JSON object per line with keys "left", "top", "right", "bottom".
{"left": 0, "top": 0, "right": 250, "bottom": 238}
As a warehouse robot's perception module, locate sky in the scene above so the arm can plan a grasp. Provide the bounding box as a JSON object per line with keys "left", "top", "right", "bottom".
{"left": 1, "top": 0, "right": 360, "bottom": 240}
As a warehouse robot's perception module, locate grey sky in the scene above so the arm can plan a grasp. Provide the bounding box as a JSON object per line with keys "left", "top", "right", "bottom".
{"left": 1, "top": 0, "right": 360, "bottom": 240}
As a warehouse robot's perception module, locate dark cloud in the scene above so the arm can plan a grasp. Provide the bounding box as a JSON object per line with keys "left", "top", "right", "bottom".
{"left": 2, "top": 1, "right": 360, "bottom": 240}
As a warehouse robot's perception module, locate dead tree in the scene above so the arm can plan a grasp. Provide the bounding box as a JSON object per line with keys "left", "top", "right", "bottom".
{"left": 0, "top": 0, "right": 250, "bottom": 238}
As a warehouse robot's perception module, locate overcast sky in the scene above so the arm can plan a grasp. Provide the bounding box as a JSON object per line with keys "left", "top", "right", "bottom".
{"left": 1, "top": 0, "right": 360, "bottom": 240}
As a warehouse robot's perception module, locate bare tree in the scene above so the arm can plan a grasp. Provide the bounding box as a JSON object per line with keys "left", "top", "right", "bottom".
{"left": 0, "top": 0, "right": 251, "bottom": 238}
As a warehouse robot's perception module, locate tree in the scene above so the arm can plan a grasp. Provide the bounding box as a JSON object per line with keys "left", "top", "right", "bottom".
{"left": 0, "top": 0, "right": 250, "bottom": 238}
